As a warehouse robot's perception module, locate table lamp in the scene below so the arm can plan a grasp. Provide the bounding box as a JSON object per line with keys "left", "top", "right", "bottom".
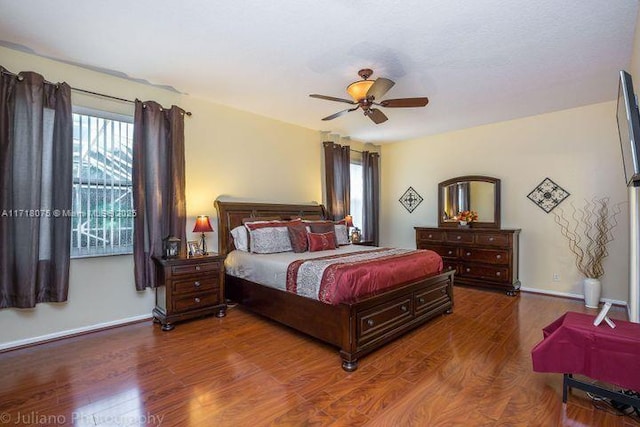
{"left": 193, "top": 215, "right": 214, "bottom": 255}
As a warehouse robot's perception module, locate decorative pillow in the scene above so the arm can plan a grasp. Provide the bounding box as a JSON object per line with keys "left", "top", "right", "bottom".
{"left": 245, "top": 219, "right": 302, "bottom": 253}
{"left": 230, "top": 225, "right": 249, "bottom": 251}
{"left": 308, "top": 221, "right": 339, "bottom": 247}
{"left": 333, "top": 220, "right": 349, "bottom": 246}
{"left": 287, "top": 223, "right": 308, "bottom": 253}
{"left": 308, "top": 231, "right": 337, "bottom": 252}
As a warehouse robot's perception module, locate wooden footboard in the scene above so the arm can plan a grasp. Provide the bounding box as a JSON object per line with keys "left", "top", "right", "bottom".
{"left": 226, "top": 270, "right": 454, "bottom": 371}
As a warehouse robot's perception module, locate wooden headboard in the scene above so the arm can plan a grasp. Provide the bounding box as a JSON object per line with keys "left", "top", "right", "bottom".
{"left": 214, "top": 200, "right": 327, "bottom": 255}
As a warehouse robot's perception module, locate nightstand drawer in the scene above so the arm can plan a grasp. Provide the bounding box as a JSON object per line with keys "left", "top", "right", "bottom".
{"left": 173, "top": 277, "right": 219, "bottom": 294}
{"left": 171, "top": 261, "right": 220, "bottom": 276}
{"left": 173, "top": 293, "right": 219, "bottom": 313}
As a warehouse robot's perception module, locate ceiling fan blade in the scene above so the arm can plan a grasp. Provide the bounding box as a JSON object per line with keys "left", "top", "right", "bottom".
{"left": 322, "top": 106, "right": 359, "bottom": 121}
{"left": 366, "top": 108, "right": 388, "bottom": 124}
{"left": 310, "top": 94, "right": 356, "bottom": 105}
{"left": 380, "top": 97, "right": 429, "bottom": 108}
{"left": 366, "top": 78, "right": 395, "bottom": 101}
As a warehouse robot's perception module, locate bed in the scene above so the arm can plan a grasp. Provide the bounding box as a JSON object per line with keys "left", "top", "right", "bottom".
{"left": 215, "top": 200, "right": 454, "bottom": 371}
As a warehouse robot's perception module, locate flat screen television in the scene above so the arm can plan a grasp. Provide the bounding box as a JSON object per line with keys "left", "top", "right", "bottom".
{"left": 617, "top": 70, "right": 640, "bottom": 187}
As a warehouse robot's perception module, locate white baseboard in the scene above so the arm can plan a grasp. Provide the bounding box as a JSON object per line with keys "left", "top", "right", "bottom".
{"left": 0, "top": 313, "right": 153, "bottom": 352}
{"left": 520, "top": 286, "right": 628, "bottom": 307}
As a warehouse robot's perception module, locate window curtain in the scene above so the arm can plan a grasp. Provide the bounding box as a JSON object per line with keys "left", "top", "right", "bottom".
{"left": 132, "top": 100, "right": 186, "bottom": 290}
{"left": 362, "top": 150, "right": 380, "bottom": 246}
{"left": 323, "top": 141, "right": 350, "bottom": 220}
{"left": 0, "top": 68, "right": 73, "bottom": 308}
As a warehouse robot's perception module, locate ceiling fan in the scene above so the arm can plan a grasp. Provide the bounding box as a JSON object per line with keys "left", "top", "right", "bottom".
{"left": 309, "top": 68, "right": 429, "bottom": 124}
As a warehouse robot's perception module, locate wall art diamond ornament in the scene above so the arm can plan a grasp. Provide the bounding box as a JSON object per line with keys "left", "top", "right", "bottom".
{"left": 527, "top": 178, "right": 570, "bottom": 213}
{"left": 399, "top": 187, "right": 423, "bottom": 213}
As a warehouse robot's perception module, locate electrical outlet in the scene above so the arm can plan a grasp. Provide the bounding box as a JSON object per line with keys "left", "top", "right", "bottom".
{"left": 552, "top": 273, "right": 560, "bottom": 282}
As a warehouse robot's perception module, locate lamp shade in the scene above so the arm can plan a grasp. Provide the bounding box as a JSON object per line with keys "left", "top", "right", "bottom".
{"left": 344, "top": 215, "right": 354, "bottom": 228}
{"left": 193, "top": 215, "right": 214, "bottom": 233}
{"left": 346, "top": 80, "right": 374, "bottom": 101}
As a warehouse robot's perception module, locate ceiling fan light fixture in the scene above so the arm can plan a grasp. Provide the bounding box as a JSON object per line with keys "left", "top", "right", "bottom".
{"left": 346, "top": 80, "right": 374, "bottom": 101}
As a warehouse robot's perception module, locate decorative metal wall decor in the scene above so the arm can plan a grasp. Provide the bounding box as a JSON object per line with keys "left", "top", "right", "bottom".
{"left": 399, "top": 186, "right": 423, "bottom": 213}
{"left": 527, "top": 178, "right": 570, "bottom": 213}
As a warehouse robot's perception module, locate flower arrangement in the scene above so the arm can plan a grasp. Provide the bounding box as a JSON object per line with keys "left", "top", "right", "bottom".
{"left": 456, "top": 210, "right": 478, "bottom": 223}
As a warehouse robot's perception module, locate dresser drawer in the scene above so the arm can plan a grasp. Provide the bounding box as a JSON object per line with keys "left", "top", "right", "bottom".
{"left": 426, "top": 245, "right": 458, "bottom": 259}
{"left": 173, "top": 292, "right": 219, "bottom": 313}
{"left": 416, "top": 229, "right": 444, "bottom": 242}
{"left": 446, "top": 232, "right": 474, "bottom": 244}
{"left": 442, "top": 261, "right": 458, "bottom": 274}
{"left": 414, "top": 284, "right": 450, "bottom": 316}
{"left": 173, "top": 277, "right": 219, "bottom": 295}
{"left": 171, "top": 261, "right": 220, "bottom": 276}
{"left": 460, "top": 264, "right": 510, "bottom": 282}
{"left": 476, "top": 233, "right": 509, "bottom": 247}
{"left": 358, "top": 296, "right": 413, "bottom": 346}
{"left": 460, "top": 248, "right": 509, "bottom": 265}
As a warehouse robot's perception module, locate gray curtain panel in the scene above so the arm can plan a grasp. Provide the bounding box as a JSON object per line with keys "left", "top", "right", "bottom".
{"left": 0, "top": 68, "right": 73, "bottom": 308}
{"left": 323, "top": 141, "right": 350, "bottom": 220}
{"left": 132, "top": 100, "right": 186, "bottom": 290}
{"left": 362, "top": 151, "right": 380, "bottom": 246}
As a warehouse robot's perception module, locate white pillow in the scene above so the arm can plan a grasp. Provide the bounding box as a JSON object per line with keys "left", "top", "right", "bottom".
{"left": 334, "top": 224, "right": 350, "bottom": 245}
{"left": 231, "top": 225, "right": 249, "bottom": 251}
{"left": 248, "top": 226, "right": 293, "bottom": 253}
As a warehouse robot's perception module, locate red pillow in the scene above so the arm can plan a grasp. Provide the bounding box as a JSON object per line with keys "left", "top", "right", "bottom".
{"left": 309, "top": 221, "right": 339, "bottom": 247}
{"left": 287, "top": 223, "right": 308, "bottom": 253}
{"left": 308, "top": 231, "right": 337, "bottom": 252}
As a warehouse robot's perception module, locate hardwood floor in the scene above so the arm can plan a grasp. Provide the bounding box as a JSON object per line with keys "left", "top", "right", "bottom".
{"left": 1, "top": 286, "right": 638, "bottom": 426}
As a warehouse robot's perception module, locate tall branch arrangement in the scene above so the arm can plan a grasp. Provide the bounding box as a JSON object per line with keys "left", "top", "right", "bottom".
{"left": 553, "top": 198, "right": 623, "bottom": 279}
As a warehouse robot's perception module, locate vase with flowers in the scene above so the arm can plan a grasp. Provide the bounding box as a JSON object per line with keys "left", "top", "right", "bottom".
{"left": 456, "top": 210, "right": 478, "bottom": 227}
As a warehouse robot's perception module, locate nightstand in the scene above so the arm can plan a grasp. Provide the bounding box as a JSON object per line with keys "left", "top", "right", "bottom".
{"left": 152, "top": 253, "right": 226, "bottom": 331}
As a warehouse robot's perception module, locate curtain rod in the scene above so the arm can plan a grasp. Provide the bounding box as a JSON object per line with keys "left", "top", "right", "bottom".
{"left": 1, "top": 68, "right": 192, "bottom": 116}
{"left": 323, "top": 140, "right": 379, "bottom": 155}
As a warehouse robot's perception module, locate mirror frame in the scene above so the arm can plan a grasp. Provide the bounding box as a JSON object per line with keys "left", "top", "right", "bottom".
{"left": 438, "top": 175, "right": 501, "bottom": 229}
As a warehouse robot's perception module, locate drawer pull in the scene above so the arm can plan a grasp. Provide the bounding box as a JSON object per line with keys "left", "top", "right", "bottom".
{"left": 194, "top": 297, "right": 201, "bottom": 303}
{"left": 496, "top": 272, "right": 501, "bottom": 277}
{"left": 489, "top": 237, "right": 494, "bottom": 241}
{"left": 496, "top": 254, "right": 502, "bottom": 259}
{"left": 441, "top": 288, "right": 447, "bottom": 294}
{"left": 195, "top": 265, "right": 201, "bottom": 271}
{"left": 448, "top": 250, "right": 453, "bottom": 255}
{"left": 400, "top": 305, "right": 408, "bottom": 312}
{"left": 456, "top": 236, "right": 461, "bottom": 240}
{"left": 418, "top": 297, "right": 425, "bottom": 303}
{"left": 367, "top": 319, "right": 374, "bottom": 326}
{"left": 447, "top": 266, "right": 453, "bottom": 270}
{"left": 466, "top": 252, "right": 471, "bottom": 256}
{"left": 466, "top": 268, "right": 471, "bottom": 272}
{"left": 428, "top": 234, "right": 432, "bottom": 238}
{"left": 194, "top": 281, "right": 201, "bottom": 287}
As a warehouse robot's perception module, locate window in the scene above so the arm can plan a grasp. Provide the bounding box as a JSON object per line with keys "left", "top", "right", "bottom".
{"left": 350, "top": 159, "right": 363, "bottom": 231}
{"left": 71, "top": 110, "right": 134, "bottom": 257}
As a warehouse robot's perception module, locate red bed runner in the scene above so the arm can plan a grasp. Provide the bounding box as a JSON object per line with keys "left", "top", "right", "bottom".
{"left": 286, "top": 248, "right": 443, "bottom": 305}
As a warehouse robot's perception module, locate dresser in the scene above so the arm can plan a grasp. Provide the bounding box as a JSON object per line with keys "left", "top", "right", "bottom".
{"left": 153, "top": 254, "right": 226, "bottom": 330}
{"left": 415, "top": 227, "right": 521, "bottom": 295}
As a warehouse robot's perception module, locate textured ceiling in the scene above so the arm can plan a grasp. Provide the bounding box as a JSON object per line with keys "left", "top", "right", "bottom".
{"left": 0, "top": 0, "right": 637, "bottom": 143}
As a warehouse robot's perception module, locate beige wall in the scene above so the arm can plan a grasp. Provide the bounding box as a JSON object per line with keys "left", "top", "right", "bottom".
{"left": 380, "top": 101, "right": 630, "bottom": 302}
{"left": 0, "top": 47, "right": 322, "bottom": 347}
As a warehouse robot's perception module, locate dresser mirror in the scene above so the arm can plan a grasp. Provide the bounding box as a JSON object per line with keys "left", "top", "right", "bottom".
{"left": 438, "top": 175, "right": 501, "bottom": 229}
